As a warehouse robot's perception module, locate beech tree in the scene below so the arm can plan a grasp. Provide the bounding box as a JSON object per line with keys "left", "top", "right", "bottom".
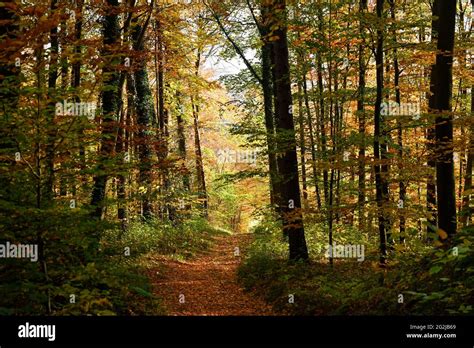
{"left": 270, "top": 0, "right": 308, "bottom": 261}
{"left": 434, "top": 0, "right": 457, "bottom": 238}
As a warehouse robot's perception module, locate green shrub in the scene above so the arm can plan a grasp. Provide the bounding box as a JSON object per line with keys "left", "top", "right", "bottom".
{"left": 238, "top": 216, "right": 474, "bottom": 315}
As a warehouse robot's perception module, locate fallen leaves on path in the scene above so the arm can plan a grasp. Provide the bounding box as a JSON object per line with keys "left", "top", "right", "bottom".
{"left": 148, "top": 233, "right": 277, "bottom": 316}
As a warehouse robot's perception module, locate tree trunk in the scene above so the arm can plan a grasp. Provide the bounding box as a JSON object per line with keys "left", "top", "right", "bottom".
{"left": 461, "top": 86, "right": 474, "bottom": 226}
{"left": 389, "top": 0, "right": 406, "bottom": 243}
{"left": 192, "top": 51, "right": 208, "bottom": 217}
{"left": 59, "top": 16, "right": 68, "bottom": 197}
{"left": 176, "top": 91, "right": 190, "bottom": 192}
{"left": 155, "top": 18, "right": 170, "bottom": 219}
{"left": 192, "top": 96, "right": 208, "bottom": 217}
{"left": 72, "top": 0, "right": 85, "bottom": 171}
{"left": 374, "top": 0, "right": 389, "bottom": 264}
{"left": 90, "top": 0, "right": 120, "bottom": 222}
{"left": 357, "top": 0, "right": 367, "bottom": 232}
{"left": 317, "top": 55, "right": 329, "bottom": 206}
{"left": 297, "top": 63, "right": 308, "bottom": 209}
{"left": 119, "top": 72, "right": 136, "bottom": 229}
{"left": 459, "top": 3, "right": 472, "bottom": 227}
{"left": 303, "top": 73, "right": 322, "bottom": 210}
{"left": 270, "top": 0, "right": 308, "bottom": 261}
{"left": 434, "top": 0, "right": 457, "bottom": 238}
{"left": 45, "top": 0, "right": 59, "bottom": 205}
{"left": 426, "top": 0, "right": 440, "bottom": 238}
{"left": 260, "top": 3, "right": 280, "bottom": 208}
{"left": 132, "top": 20, "right": 156, "bottom": 220}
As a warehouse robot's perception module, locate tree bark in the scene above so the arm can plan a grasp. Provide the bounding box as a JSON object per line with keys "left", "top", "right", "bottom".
{"left": 45, "top": 0, "right": 59, "bottom": 205}
{"left": 426, "top": 0, "right": 439, "bottom": 238}
{"left": 90, "top": 0, "right": 120, "bottom": 221}
{"left": 461, "top": 86, "right": 474, "bottom": 226}
{"left": 303, "top": 74, "right": 322, "bottom": 210}
{"left": 192, "top": 50, "right": 208, "bottom": 217}
{"left": 260, "top": 2, "right": 280, "bottom": 208}
{"left": 389, "top": 0, "right": 406, "bottom": 242}
{"left": 374, "top": 0, "right": 389, "bottom": 264}
{"left": 297, "top": 55, "right": 308, "bottom": 209}
{"left": 132, "top": 19, "right": 156, "bottom": 220}
{"left": 434, "top": 0, "right": 457, "bottom": 238}
{"left": 357, "top": 0, "right": 367, "bottom": 232}
{"left": 73, "top": 0, "right": 85, "bottom": 170}
{"left": 176, "top": 91, "right": 190, "bottom": 192}
{"left": 270, "top": 0, "right": 308, "bottom": 261}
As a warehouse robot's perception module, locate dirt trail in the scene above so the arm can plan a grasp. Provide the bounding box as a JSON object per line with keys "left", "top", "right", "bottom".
{"left": 149, "top": 233, "right": 275, "bottom": 316}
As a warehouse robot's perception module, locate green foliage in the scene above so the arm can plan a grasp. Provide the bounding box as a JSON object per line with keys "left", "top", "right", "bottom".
{"left": 102, "top": 216, "right": 228, "bottom": 260}
{"left": 383, "top": 227, "right": 474, "bottom": 315}
{"left": 208, "top": 174, "right": 242, "bottom": 231}
{"left": 238, "top": 217, "right": 474, "bottom": 315}
{"left": 0, "top": 209, "right": 221, "bottom": 315}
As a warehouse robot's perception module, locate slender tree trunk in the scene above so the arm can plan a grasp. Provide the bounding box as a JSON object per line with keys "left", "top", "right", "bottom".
{"left": 389, "top": 0, "right": 406, "bottom": 243}
{"left": 327, "top": 38, "right": 336, "bottom": 264}
{"left": 297, "top": 61, "right": 308, "bottom": 209}
{"left": 59, "top": 16, "right": 68, "bottom": 197}
{"left": 357, "top": 0, "right": 367, "bottom": 232}
{"left": 374, "top": 0, "right": 388, "bottom": 264}
{"left": 120, "top": 72, "right": 136, "bottom": 228}
{"left": 317, "top": 55, "right": 329, "bottom": 206}
{"left": 335, "top": 41, "right": 349, "bottom": 225}
{"left": 90, "top": 0, "right": 120, "bottom": 222}
{"left": 303, "top": 72, "right": 322, "bottom": 210}
{"left": 459, "top": 126, "right": 465, "bottom": 206}
{"left": 426, "top": 0, "right": 440, "bottom": 238}
{"left": 260, "top": 3, "right": 280, "bottom": 208}
{"left": 155, "top": 18, "right": 170, "bottom": 219}
{"left": 176, "top": 91, "right": 190, "bottom": 192}
{"left": 434, "top": 0, "right": 457, "bottom": 238}
{"left": 116, "top": 72, "right": 128, "bottom": 230}
{"left": 45, "top": 0, "right": 59, "bottom": 205}
{"left": 132, "top": 20, "right": 156, "bottom": 220}
{"left": 192, "top": 51, "right": 208, "bottom": 217}
{"left": 461, "top": 86, "right": 474, "bottom": 226}
{"left": 192, "top": 96, "right": 208, "bottom": 217}
{"left": 270, "top": 0, "right": 308, "bottom": 261}
{"left": 459, "top": 4, "right": 472, "bottom": 227}
{"left": 72, "top": 0, "right": 85, "bottom": 170}
{"left": 33, "top": 44, "right": 49, "bottom": 279}
{"left": 316, "top": 7, "right": 328, "bottom": 206}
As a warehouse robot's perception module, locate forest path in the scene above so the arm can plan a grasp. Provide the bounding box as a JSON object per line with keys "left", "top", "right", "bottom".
{"left": 148, "top": 233, "right": 276, "bottom": 315}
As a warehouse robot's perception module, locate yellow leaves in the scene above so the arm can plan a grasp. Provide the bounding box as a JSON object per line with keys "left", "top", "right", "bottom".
{"left": 431, "top": 229, "right": 448, "bottom": 246}
{"left": 438, "top": 229, "right": 448, "bottom": 240}
{"left": 370, "top": 260, "right": 383, "bottom": 271}
{"left": 393, "top": 243, "right": 406, "bottom": 252}
{"left": 268, "top": 35, "right": 280, "bottom": 42}
{"left": 91, "top": 297, "right": 112, "bottom": 308}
